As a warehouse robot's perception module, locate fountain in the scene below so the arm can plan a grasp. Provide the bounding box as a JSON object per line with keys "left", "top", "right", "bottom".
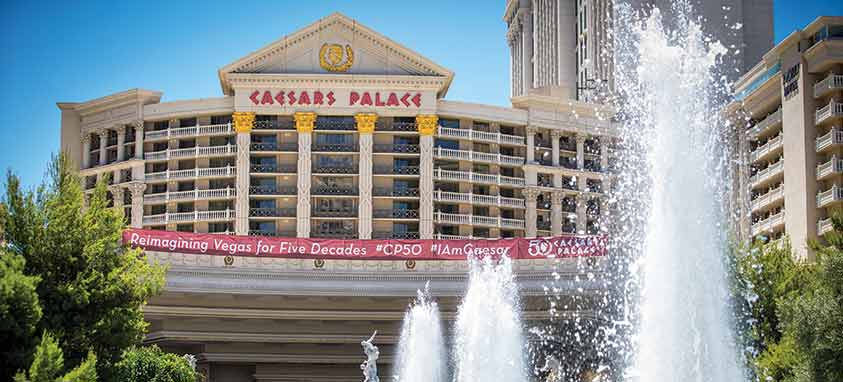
{"left": 393, "top": 283, "right": 447, "bottom": 382}
{"left": 614, "top": 1, "right": 746, "bottom": 381}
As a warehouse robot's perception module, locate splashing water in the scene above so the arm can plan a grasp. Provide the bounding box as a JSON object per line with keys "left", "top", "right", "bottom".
{"left": 393, "top": 282, "right": 447, "bottom": 382}
{"left": 453, "top": 256, "right": 526, "bottom": 382}
{"left": 613, "top": 3, "right": 745, "bottom": 381}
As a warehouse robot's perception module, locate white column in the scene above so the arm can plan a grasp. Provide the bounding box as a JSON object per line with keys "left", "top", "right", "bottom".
{"left": 356, "top": 113, "right": 377, "bottom": 239}
{"left": 128, "top": 182, "right": 146, "bottom": 228}
{"left": 295, "top": 112, "right": 316, "bottom": 238}
{"left": 524, "top": 188, "right": 539, "bottom": 237}
{"left": 109, "top": 185, "right": 124, "bottom": 208}
{"left": 551, "top": 130, "right": 561, "bottom": 166}
{"left": 551, "top": 190, "right": 564, "bottom": 235}
{"left": 576, "top": 133, "right": 587, "bottom": 170}
{"left": 600, "top": 137, "right": 609, "bottom": 171}
{"left": 133, "top": 120, "right": 144, "bottom": 159}
{"left": 576, "top": 193, "right": 587, "bottom": 234}
{"left": 116, "top": 125, "right": 126, "bottom": 162}
{"left": 232, "top": 112, "right": 255, "bottom": 236}
{"left": 81, "top": 133, "right": 91, "bottom": 169}
{"left": 417, "top": 115, "right": 438, "bottom": 239}
{"left": 98, "top": 128, "right": 108, "bottom": 165}
{"left": 526, "top": 127, "right": 537, "bottom": 164}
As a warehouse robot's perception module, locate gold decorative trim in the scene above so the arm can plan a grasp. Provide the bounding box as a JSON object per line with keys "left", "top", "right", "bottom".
{"left": 354, "top": 113, "right": 378, "bottom": 134}
{"left": 294, "top": 112, "right": 317, "bottom": 133}
{"left": 319, "top": 43, "right": 354, "bottom": 73}
{"left": 415, "top": 115, "right": 438, "bottom": 136}
{"left": 232, "top": 112, "right": 255, "bottom": 134}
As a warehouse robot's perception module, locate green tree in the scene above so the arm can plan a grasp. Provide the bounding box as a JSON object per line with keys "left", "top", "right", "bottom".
{"left": 1, "top": 155, "right": 166, "bottom": 381}
{"left": 113, "top": 346, "right": 198, "bottom": 382}
{"left": 14, "top": 332, "right": 97, "bottom": 382}
{"left": 0, "top": 252, "right": 43, "bottom": 380}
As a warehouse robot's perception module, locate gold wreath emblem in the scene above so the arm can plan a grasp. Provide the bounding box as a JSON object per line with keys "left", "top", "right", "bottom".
{"left": 223, "top": 255, "right": 234, "bottom": 266}
{"left": 405, "top": 259, "right": 416, "bottom": 270}
{"left": 319, "top": 43, "right": 354, "bottom": 72}
{"left": 313, "top": 258, "right": 325, "bottom": 269}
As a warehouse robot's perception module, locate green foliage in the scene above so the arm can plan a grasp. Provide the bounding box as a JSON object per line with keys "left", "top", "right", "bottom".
{"left": 0, "top": 251, "right": 43, "bottom": 379}
{"left": 14, "top": 332, "right": 97, "bottom": 382}
{"left": 2, "top": 154, "right": 166, "bottom": 381}
{"left": 113, "top": 346, "right": 197, "bottom": 382}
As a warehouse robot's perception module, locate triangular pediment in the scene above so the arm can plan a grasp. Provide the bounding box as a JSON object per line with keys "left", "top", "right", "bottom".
{"left": 218, "top": 12, "right": 454, "bottom": 96}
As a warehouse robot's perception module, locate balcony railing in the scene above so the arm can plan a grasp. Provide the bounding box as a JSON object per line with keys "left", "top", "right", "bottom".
{"left": 751, "top": 210, "right": 785, "bottom": 237}
{"left": 433, "top": 147, "right": 524, "bottom": 166}
{"left": 313, "top": 165, "right": 356, "bottom": 174}
{"left": 249, "top": 208, "right": 296, "bottom": 218}
{"left": 145, "top": 166, "right": 235, "bottom": 181}
{"left": 373, "top": 144, "right": 420, "bottom": 154}
{"left": 818, "top": 218, "right": 833, "bottom": 236}
{"left": 310, "top": 230, "right": 357, "bottom": 239}
{"left": 437, "top": 127, "right": 525, "bottom": 145}
{"left": 433, "top": 168, "right": 525, "bottom": 187}
{"left": 373, "top": 166, "right": 420, "bottom": 175}
{"left": 144, "top": 123, "right": 233, "bottom": 140}
{"left": 253, "top": 120, "right": 294, "bottom": 130}
{"left": 749, "top": 160, "right": 784, "bottom": 186}
{"left": 144, "top": 188, "right": 236, "bottom": 204}
{"left": 372, "top": 231, "right": 420, "bottom": 239}
{"left": 373, "top": 187, "right": 419, "bottom": 197}
{"left": 750, "top": 135, "right": 783, "bottom": 162}
{"left": 817, "top": 184, "right": 843, "bottom": 208}
{"left": 746, "top": 108, "right": 782, "bottom": 138}
{"left": 750, "top": 185, "right": 784, "bottom": 211}
{"left": 250, "top": 164, "right": 297, "bottom": 173}
{"left": 144, "top": 145, "right": 236, "bottom": 160}
{"left": 814, "top": 73, "right": 843, "bottom": 98}
{"left": 373, "top": 209, "right": 419, "bottom": 219}
{"left": 817, "top": 155, "right": 843, "bottom": 180}
{"left": 433, "top": 212, "right": 525, "bottom": 229}
{"left": 249, "top": 185, "right": 297, "bottom": 195}
{"left": 816, "top": 128, "right": 843, "bottom": 151}
{"left": 312, "top": 208, "right": 358, "bottom": 218}
{"left": 248, "top": 230, "right": 297, "bottom": 237}
{"left": 250, "top": 142, "right": 297, "bottom": 152}
{"left": 433, "top": 190, "right": 524, "bottom": 208}
{"left": 316, "top": 120, "right": 356, "bottom": 131}
{"left": 313, "top": 143, "right": 356, "bottom": 152}
{"left": 379, "top": 121, "right": 416, "bottom": 132}
{"left": 312, "top": 186, "right": 358, "bottom": 196}
{"left": 816, "top": 100, "right": 843, "bottom": 125}
{"left": 142, "top": 209, "right": 234, "bottom": 225}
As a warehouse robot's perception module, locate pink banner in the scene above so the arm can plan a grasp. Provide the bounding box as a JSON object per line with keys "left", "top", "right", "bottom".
{"left": 123, "top": 229, "right": 606, "bottom": 260}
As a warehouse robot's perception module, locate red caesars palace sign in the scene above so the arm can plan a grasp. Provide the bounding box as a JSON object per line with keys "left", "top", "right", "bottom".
{"left": 123, "top": 229, "right": 606, "bottom": 260}
{"left": 247, "top": 90, "right": 424, "bottom": 108}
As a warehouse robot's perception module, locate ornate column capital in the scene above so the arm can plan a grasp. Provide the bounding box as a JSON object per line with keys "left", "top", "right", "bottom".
{"left": 81, "top": 133, "right": 92, "bottom": 144}
{"left": 551, "top": 190, "right": 566, "bottom": 205}
{"left": 115, "top": 124, "right": 126, "bottom": 134}
{"left": 523, "top": 187, "right": 541, "bottom": 202}
{"left": 127, "top": 182, "right": 146, "bottom": 197}
{"left": 232, "top": 112, "right": 256, "bottom": 134}
{"left": 550, "top": 130, "right": 563, "bottom": 139}
{"left": 132, "top": 120, "right": 144, "bottom": 131}
{"left": 416, "top": 115, "right": 438, "bottom": 136}
{"left": 355, "top": 113, "right": 378, "bottom": 134}
{"left": 526, "top": 126, "right": 540, "bottom": 136}
{"left": 575, "top": 193, "right": 588, "bottom": 203}
{"left": 294, "top": 112, "right": 317, "bottom": 133}
{"left": 576, "top": 133, "right": 589, "bottom": 144}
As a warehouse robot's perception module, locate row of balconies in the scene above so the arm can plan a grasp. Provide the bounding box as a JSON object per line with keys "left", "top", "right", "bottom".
{"left": 146, "top": 166, "right": 236, "bottom": 181}
{"left": 432, "top": 147, "right": 524, "bottom": 166}
{"left": 750, "top": 134, "right": 783, "bottom": 163}
{"left": 433, "top": 212, "right": 525, "bottom": 229}
{"left": 750, "top": 184, "right": 784, "bottom": 212}
{"left": 751, "top": 209, "right": 785, "bottom": 237}
{"left": 817, "top": 156, "right": 843, "bottom": 180}
{"left": 437, "top": 126, "right": 526, "bottom": 145}
{"left": 432, "top": 190, "right": 524, "bottom": 208}
{"left": 433, "top": 168, "right": 525, "bottom": 187}
{"left": 750, "top": 160, "right": 784, "bottom": 187}
{"left": 817, "top": 184, "right": 843, "bottom": 208}
{"left": 142, "top": 209, "right": 234, "bottom": 225}
{"left": 144, "top": 123, "right": 232, "bottom": 140}
{"left": 144, "top": 188, "right": 236, "bottom": 204}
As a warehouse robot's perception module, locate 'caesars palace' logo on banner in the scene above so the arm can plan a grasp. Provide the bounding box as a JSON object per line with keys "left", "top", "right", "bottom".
{"left": 320, "top": 43, "right": 354, "bottom": 72}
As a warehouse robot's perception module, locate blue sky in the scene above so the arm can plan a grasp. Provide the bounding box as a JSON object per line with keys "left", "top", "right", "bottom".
{"left": 1, "top": 0, "right": 840, "bottom": 187}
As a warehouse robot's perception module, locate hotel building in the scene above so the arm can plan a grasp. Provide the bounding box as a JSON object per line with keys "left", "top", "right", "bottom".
{"left": 57, "top": 12, "right": 613, "bottom": 381}
{"left": 730, "top": 16, "right": 843, "bottom": 260}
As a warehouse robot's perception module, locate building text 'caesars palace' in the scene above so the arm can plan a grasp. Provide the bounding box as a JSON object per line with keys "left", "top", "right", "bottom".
{"left": 55, "top": 2, "right": 775, "bottom": 380}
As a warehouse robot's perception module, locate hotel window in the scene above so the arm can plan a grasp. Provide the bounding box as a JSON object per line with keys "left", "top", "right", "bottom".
{"left": 472, "top": 122, "right": 490, "bottom": 132}
{"left": 434, "top": 139, "right": 459, "bottom": 150}
{"left": 177, "top": 203, "right": 194, "bottom": 213}
{"left": 317, "top": 134, "right": 351, "bottom": 145}
{"left": 472, "top": 227, "right": 490, "bottom": 238}
{"left": 176, "top": 224, "right": 194, "bottom": 232}
{"left": 211, "top": 115, "right": 232, "bottom": 125}
{"left": 440, "top": 118, "right": 460, "bottom": 129}
{"left": 153, "top": 121, "right": 169, "bottom": 131}
{"left": 209, "top": 222, "right": 232, "bottom": 233}
{"left": 209, "top": 201, "right": 232, "bottom": 211}
{"left": 210, "top": 136, "right": 233, "bottom": 146}
{"left": 150, "top": 205, "right": 166, "bottom": 215}
{"left": 179, "top": 118, "right": 197, "bottom": 127}
{"left": 178, "top": 181, "right": 194, "bottom": 191}
{"left": 250, "top": 199, "right": 275, "bottom": 209}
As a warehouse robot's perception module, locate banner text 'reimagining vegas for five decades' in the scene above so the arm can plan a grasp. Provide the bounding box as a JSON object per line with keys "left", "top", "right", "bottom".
{"left": 123, "top": 229, "right": 607, "bottom": 260}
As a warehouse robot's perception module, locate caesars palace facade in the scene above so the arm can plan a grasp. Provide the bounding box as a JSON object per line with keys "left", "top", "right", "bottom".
{"left": 56, "top": 10, "right": 617, "bottom": 382}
